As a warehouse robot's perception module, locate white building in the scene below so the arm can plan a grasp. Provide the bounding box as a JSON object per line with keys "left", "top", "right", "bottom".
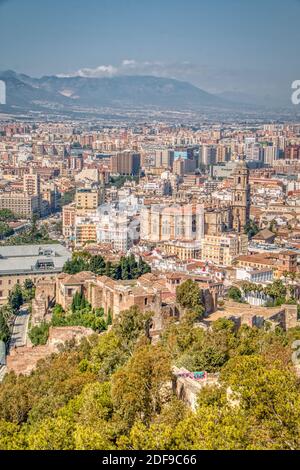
{"left": 96, "top": 204, "right": 140, "bottom": 252}
{"left": 236, "top": 267, "right": 274, "bottom": 283}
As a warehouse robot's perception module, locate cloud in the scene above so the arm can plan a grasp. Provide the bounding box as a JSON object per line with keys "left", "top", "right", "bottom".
{"left": 121, "top": 59, "right": 137, "bottom": 67}
{"left": 62, "top": 59, "right": 192, "bottom": 79}
{"left": 76, "top": 64, "right": 117, "bottom": 77}
{"left": 57, "top": 64, "right": 118, "bottom": 78}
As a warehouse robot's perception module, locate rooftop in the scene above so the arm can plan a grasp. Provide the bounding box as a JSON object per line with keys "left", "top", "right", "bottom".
{"left": 0, "top": 244, "right": 71, "bottom": 276}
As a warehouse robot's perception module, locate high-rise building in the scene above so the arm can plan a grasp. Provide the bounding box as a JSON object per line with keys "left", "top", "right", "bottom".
{"left": 172, "top": 158, "right": 185, "bottom": 176}
{"left": 216, "top": 144, "right": 231, "bottom": 163}
{"left": 111, "top": 151, "right": 141, "bottom": 175}
{"left": 245, "top": 141, "right": 263, "bottom": 162}
{"left": 284, "top": 145, "right": 300, "bottom": 160}
{"left": 154, "top": 149, "right": 174, "bottom": 169}
{"left": 23, "top": 172, "right": 41, "bottom": 196}
{"left": 75, "top": 219, "right": 97, "bottom": 246}
{"left": 200, "top": 145, "right": 217, "bottom": 166}
{"left": 263, "top": 145, "right": 279, "bottom": 166}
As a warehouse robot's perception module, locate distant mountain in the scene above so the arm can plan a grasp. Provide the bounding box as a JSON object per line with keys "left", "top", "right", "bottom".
{"left": 0, "top": 70, "right": 240, "bottom": 115}
{"left": 0, "top": 70, "right": 71, "bottom": 111}
{"left": 35, "top": 74, "right": 231, "bottom": 108}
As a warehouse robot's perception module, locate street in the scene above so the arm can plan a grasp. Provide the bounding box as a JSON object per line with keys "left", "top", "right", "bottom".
{"left": 9, "top": 307, "right": 30, "bottom": 350}
{"left": 0, "top": 365, "right": 7, "bottom": 382}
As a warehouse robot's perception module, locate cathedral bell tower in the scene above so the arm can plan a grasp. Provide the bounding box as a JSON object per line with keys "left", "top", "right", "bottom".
{"left": 232, "top": 159, "right": 250, "bottom": 233}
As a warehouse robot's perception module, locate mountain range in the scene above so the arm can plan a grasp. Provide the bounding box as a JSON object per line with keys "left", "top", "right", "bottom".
{"left": 0, "top": 70, "right": 254, "bottom": 116}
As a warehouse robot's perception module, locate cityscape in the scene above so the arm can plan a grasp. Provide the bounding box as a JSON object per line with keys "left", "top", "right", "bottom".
{"left": 0, "top": 0, "right": 300, "bottom": 457}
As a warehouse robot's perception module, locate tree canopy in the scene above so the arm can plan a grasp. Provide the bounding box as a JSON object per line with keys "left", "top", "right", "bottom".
{"left": 1, "top": 304, "right": 300, "bottom": 450}
{"left": 176, "top": 279, "right": 204, "bottom": 319}
{"left": 63, "top": 252, "right": 151, "bottom": 280}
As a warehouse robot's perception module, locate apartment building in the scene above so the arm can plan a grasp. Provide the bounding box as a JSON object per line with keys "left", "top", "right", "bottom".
{"left": 161, "top": 240, "right": 201, "bottom": 261}
{"left": 23, "top": 172, "right": 41, "bottom": 196}
{"left": 62, "top": 203, "right": 76, "bottom": 239}
{"left": 201, "top": 233, "right": 248, "bottom": 266}
{"left": 0, "top": 192, "right": 40, "bottom": 218}
{"left": 75, "top": 218, "right": 97, "bottom": 246}
{"left": 110, "top": 151, "right": 141, "bottom": 175}
{"left": 75, "top": 188, "right": 101, "bottom": 215}
{"left": 154, "top": 149, "right": 174, "bottom": 169}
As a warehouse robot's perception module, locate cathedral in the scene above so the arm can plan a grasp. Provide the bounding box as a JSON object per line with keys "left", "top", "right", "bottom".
{"left": 231, "top": 159, "right": 250, "bottom": 233}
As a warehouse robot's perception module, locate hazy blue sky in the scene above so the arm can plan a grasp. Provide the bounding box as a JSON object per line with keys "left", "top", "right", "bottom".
{"left": 0, "top": 0, "right": 299, "bottom": 101}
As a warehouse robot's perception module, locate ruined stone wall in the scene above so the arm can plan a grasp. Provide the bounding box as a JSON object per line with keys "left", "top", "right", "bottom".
{"left": 7, "top": 326, "right": 94, "bottom": 375}
{"left": 31, "top": 279, "right": 56, "bottom": 326}
{"left": 172, "top": 367, "right": 219, "bottom": 411}
{"left": 284, "top": 304, "right": 298, "bottom": 330}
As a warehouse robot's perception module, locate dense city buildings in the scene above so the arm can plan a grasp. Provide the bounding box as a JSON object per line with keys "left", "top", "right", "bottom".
{"left": 1, "top": 116, "right": 300, "bottom": 451}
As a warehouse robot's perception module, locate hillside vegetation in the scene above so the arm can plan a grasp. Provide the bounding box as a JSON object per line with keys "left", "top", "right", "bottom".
{"left": 1, "top": 307, "right": 300, "bottom": 450}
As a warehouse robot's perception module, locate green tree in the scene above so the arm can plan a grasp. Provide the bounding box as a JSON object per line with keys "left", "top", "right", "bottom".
{"left": 71, "top": 292, "right": 82, "bottom": 312}
{"left": 0, "top": 310, "right": 10, "bottom": 343}
{"left": 105, "top": 261, "right": 113, "bottom": 277}
{"left": 244, "top": 219, "right": 259, "bottom": 239}
{"left": 221, "top": 355, "right": 300, "bottom": 449}
{"left": 28, "top": 322, "right": 50, "bottom": 346}
{"left": 0, "top": 209, "right": 16, "bottom": 222}
{"left": 176, "top": 279, "right": 204, "bottom": 319}
{"left": 264, "top": 279, "right": 287, "bottom": 303}
{"left": 106, "top": 309, "right": 113, "bottom": 326}
{"left": 269, "top": 219, "right": 278, "bottom": 234}
{"left": 89, "top": 255, "right": 106, "bottom": 275}
{"left": 0, "top": 222, "right": 14, "bottom": 239}
{"left": 28, "top": 416, "right": 75, "bottom": 450}
{"left": 8, "top": 284, "right": 23, "bottom": 312}
{"left": 22, "top": 279, "right": 35, "bottom": 302}
{"left": 0, "top": 420, "right": 27, "bottom": 450}
{"left": 114, "top": 306, "right": 152, "bottom": 351}
{"left": 63, "top": 257, "right": 88, "bottom": 275}
{"left": 227, "top": 286, "right": 242, "bottom": 302}
{"left": 112, "top": 344, "right": 171, "bottom": 427}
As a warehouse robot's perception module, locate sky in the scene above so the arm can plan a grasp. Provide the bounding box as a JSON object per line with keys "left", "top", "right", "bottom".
{"left": 0, "top": 0, "right": 299, "bottom": 103}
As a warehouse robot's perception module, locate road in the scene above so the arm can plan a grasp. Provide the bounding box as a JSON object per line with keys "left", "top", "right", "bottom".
{"left": 9, "top": 307, "right": 30, "bottom": 350}
{"left": 0, "top": 307, "right": 29, "bottom": 382}
{"left": 0, "top": 365, "right": 7, "bottom": 382}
